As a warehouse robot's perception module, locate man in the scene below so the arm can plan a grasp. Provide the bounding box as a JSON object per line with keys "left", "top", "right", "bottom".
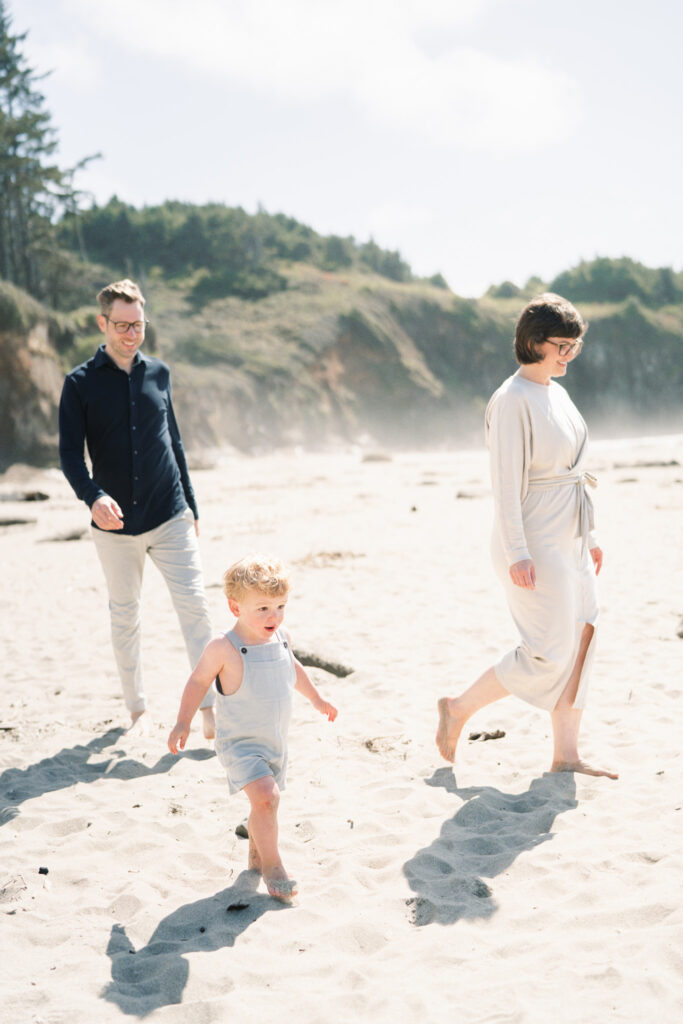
{"left": 59, "top": 278, "right": 215, "bottom": 738}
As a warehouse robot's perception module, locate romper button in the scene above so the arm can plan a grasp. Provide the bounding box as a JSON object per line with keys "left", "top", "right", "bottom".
{"left": 241, "top": 648, "right": 247, "bottom": 654}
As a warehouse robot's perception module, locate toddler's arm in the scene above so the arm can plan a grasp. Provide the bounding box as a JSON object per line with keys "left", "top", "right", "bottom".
{"left": 168, "top": 637, "right": 232, "bottom": 753}
{"left": 292, "top": 654, "right": 338, "bottom": 722}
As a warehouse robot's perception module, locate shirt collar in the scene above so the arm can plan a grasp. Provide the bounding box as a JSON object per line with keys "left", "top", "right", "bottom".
{"left": 93, "top": 344, "right": 152, "bottom": 371}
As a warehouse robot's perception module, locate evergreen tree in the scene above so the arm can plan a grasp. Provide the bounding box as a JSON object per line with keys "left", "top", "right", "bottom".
{"left": 0, "top": 1, "right": 92, "bottom": 299}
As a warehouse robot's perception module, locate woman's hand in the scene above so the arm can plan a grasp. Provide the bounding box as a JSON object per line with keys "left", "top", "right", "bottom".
{"left": 509, "top": 559, "right": 536, "bottom": 590}
{"left": 590, "top": 546, "right": 603, "bottom": 575}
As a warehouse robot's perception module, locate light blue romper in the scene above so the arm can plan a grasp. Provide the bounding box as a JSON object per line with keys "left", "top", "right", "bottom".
{"left": 214, "top": 627, "right": 296, "bottom": 794}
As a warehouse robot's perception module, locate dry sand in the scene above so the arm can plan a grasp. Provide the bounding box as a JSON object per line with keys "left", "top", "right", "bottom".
{"left": 1, "top": 436, "right": 682, "bottom": 1023}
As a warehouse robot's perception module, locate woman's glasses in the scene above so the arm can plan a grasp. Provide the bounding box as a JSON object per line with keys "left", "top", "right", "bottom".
{"left": 546, "top": 338, "right": 583, "bottom": 357}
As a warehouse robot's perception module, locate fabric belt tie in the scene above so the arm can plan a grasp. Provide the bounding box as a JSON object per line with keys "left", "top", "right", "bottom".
{"left": 526, "top": 472, "right": 597, "bottom": 553}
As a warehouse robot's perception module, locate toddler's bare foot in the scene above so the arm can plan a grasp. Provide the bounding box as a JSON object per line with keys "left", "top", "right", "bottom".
{"left": 127, "top": 710, "right": 152, "bottom": 736}
{"left": 265, "top": 869, "right": 298, "bottom": 903}
{"left": 248, "top": 835, "right": 262, "bottom": 873}
{"left": 436, "top": 697, "right": 465, "bottom": 763}
{"left": 201, "top": 706, "right": 216, "bottom": 741}
{"left": 551, "top": 759, "right": 619, "bottom": 779}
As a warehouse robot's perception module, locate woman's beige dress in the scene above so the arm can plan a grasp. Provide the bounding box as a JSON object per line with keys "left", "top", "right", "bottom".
{"left": 486, "top": 371, "right": 599, "bottom": 710}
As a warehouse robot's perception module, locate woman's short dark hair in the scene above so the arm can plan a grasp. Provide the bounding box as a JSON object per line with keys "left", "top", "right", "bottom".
{"left": 514, "top": 293, "right": 586, "bottom": 364}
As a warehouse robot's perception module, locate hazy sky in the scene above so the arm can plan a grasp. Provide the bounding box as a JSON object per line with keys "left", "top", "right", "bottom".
{"left": 13, "top": 0, "right": 683, "bottom": 297}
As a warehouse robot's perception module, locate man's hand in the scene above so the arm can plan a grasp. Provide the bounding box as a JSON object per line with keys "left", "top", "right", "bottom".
{"left": 91, "top": 495, "right": 124, "bottom": 530}
{"left": 509, "top": 558, "right": 536, "bottom": 590}
{"left": 194, "top": 519, "right": 200, "bottom": 538}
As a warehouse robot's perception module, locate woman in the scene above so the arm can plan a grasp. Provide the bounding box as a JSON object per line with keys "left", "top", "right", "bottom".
{"left": 437, "top": 293, "right": 617, "bottom": 778}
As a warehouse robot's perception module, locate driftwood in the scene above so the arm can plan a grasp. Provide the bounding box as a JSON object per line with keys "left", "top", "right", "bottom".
{"left": 293, "top": 649, "right": 354, "bottom": 678}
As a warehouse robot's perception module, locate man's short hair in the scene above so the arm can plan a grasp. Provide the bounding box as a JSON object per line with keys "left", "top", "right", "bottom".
{"left": 223, "top": 554, "right": 291, "bottom": 602}
{"left": 97, "top": 279, "right": 146, "bottom": 316}
{"left": 514, "top": 293, "right": 586, "bottom": 365}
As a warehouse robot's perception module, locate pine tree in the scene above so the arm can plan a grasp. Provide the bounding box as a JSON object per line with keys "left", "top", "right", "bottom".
{"left": 0, "top": 1, "right": 92, "bottom": 299}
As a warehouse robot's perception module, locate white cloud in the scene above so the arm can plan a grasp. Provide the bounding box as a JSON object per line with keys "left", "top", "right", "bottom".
{"left": 67, "top": 0, "right": 580, "bottom": 152}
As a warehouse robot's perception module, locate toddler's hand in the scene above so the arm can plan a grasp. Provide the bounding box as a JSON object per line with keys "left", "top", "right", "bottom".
{"left": 317, "top": 700, "right": 338, "bottom": 722}
{"left": 168, "top": 724, "right": 189, "bottom": 754}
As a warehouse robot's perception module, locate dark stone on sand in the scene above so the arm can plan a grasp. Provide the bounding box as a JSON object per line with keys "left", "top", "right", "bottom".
{"left": 613, "top": 459, "right": 680, "bottom": 469}
{"left": 21, "top": 490, "right": 50, "bottom": 502}
{"left": 293, "top": 649, "right": 354, "bottom": 677}
{"left": 39, "top": 529, "right": 87, "bottom": 543}
{"left": 0, "top": 490, "right": 49, "bottom": 502}
{"left": 235, "top": 822, "right": 249, "bottom": 839}
{"left": 38, "top": 867, "right": 48, "bottom": 875}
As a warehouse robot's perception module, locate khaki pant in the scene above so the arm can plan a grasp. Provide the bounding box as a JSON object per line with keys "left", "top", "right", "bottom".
{"left": 91, "top": 508, "right": 215, "bottom": 713}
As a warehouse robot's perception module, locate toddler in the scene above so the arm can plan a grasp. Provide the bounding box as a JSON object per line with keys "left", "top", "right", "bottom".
{"left": 168, "top": 554, "right": 338, "bottom": 901}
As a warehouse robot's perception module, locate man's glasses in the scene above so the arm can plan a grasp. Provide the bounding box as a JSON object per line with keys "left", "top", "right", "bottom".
{"left": 105, "top": 317, "right": 149, "bottom": 335}
{"left": 546, "top": 338, "right": 583, "bottom": 357}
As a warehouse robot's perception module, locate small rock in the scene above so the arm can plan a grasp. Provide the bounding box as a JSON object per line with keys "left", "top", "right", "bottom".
{"left": 235, "top": 822, "right": 249, "bottom": 839}
{"left": 38, "top": 867, "right": 49, "bottom": 875}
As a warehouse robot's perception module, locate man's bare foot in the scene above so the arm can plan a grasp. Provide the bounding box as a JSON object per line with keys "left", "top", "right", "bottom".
{"left": 264, "top": 866, "right": 298, "bottom": 903}
{"left": 248, "top": 835, "right": 262, "bottom": 873}
{"left": 436, "top": 697, "right": 466, "bottom": 763}
{"left": 201, "top": 706, "right": 216, "bottom": 741}
{"left": 551, "top": 759, "right": 619, "bottom": 779}
{"left": 127, "top": 710, "right": 152, "bottom": 736}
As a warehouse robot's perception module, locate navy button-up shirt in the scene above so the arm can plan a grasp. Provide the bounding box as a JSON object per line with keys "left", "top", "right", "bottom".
{"left": 59, "top": 345, "right": 199, "bottom": 535}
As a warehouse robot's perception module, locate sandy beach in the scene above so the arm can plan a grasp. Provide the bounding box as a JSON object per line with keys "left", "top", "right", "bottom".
{"left": 1, "top": 435, "right": 682, "bottom": 1023}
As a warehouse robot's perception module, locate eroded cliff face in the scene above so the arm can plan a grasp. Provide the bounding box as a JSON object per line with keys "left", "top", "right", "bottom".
{"left": 0, "top": 322, "right": 64, "bottom": 468}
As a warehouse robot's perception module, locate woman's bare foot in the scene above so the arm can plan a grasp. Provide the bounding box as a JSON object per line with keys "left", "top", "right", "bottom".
{"left": 200, "top": 706, "right": 216, "bottom": 741}
{"left": 436, "top": 698, "right": 466, "bottom": 763}
{"left": 551, "top": 759, "right": 619, "bottom": 779}
{"left": 248, "top": 835, "right": 262, "bottom": 873}
{"left": 127, "top": 710, "right": 152, "bottom": 736}
{"left": 264, "top": 866, "right": 298, "bottom": 903}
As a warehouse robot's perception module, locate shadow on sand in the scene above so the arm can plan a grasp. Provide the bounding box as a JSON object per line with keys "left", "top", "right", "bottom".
{"left": 403, "top": 768, "right": 577, "bottom": 926}
{"left": 0, "top": 728, "right": 214, "bottom": 826}
{"left": 103, "top": 871, "right": 286, "bottom": 1015}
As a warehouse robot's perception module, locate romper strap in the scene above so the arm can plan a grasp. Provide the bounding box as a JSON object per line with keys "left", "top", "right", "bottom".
{"left": 216, "top": 630, "right": 249, "bottom": 694}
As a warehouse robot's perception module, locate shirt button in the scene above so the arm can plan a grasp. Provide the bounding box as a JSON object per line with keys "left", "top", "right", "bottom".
{"left": 133, "top": 500, "right": 138, "bottom": 505}
{"left": 132, "top": 426, "right": 136, "bottom": 430}
{"left": 134, "top": 450, "right": 138, "bottom": 455}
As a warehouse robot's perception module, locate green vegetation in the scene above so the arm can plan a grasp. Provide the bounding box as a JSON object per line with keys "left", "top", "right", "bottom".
{"left": 56, "top": 198, "right": 414, "bottom": 304}
{"left": 0, "top": 1, "right": 96, "bottom": 306}
{"left": 549, "top": 257, "right": 683, "bottom": 307}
